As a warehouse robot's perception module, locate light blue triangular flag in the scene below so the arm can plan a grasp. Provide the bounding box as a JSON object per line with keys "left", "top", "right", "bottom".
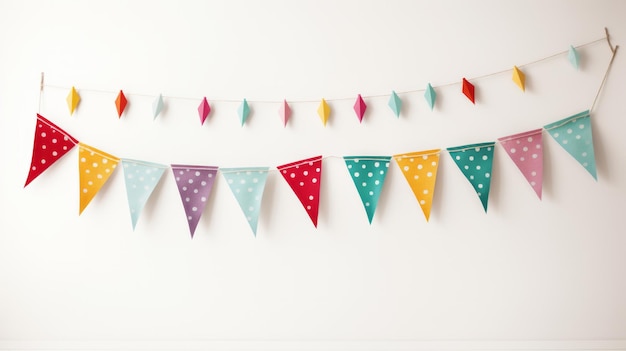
{"left": 568, "top": 45, "right": 580, "bottom": 69}
{"left": 221, "top": 167, "right": 269, "bottom": 236}
{"left": 343, "top": 156, "right": 391, "bottom": 224}
{"left": 424, "top": 83, "right": 436, "bottom": 110}
{"left": 121, "top": 159, "right": 167, "bottom": 230}
{"left": 152, "top": 94, "right": 164, "bottom": 120}
{"left": 387, "top": 91, "right": 402, "bottom": 118}
{"left": 238, "top": 98, "right": 250, "bottom": 126}
{"left": 544, "top": 110, "right": 596, "bottom": 180}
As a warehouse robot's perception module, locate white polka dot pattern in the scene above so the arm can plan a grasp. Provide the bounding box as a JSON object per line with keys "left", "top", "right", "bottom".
{"left": 171, "top": 164, "right": 218, "bottom": 237}
{"left": 277, "top": 156, "right": 322, "bottom": 227}
{"left": 78, "top": 143, "right": 120, "bottom": 215}
{"left": 498, "top": 129, "right": 543, "bottom": 199}
{"left": 221, "top": 167, "right": 270, "bottom": 236}
{"left": 121, "top": 159, "right": 168, "bottom": 230}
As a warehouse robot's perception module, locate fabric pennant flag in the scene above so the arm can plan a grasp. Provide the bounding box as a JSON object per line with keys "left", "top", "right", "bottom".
{"left": 171, "top": 164, "right": 218, "bottom": 238}
{"left": 121, "top": 159, "right": 167, "bottom": 230}
{"left": 25, "top": 114, "right": 79, "bottom": 187}
{"left": 388, "top": 90, "right": 402, "bottom": 118}
{"left": 66, "top": 86, "right": 80, "bottom": 115}
{"left": 277, "top": 155, "right": 322, "bottom": 227}
{"left": 544, "top": 110, "right": 596, "bottom": 180}
{"left": 447, "top": 142, "right": 495, "bottom": 212}
{"left": 498, "top": 129, "right": 543, "bottom": 199}
{"left": 343, "top": 156, "right": 391, "bottom": 224}
{"left": 353, "top": 94, "right": 367, "bottom": 123}
{"left": 221, "top": 167, "right": 270, "bottom": 236}
{"left": 198, "top": 97, "right": 211, "bottom": 125}
{"left": 152, "top": 94, "right": 164, "bottom": 120}
{"left": 394, "top": 149, "right": 440, "bottom": 221}
{"left": 78, "top": 143, "right": 120, "bottom": 215}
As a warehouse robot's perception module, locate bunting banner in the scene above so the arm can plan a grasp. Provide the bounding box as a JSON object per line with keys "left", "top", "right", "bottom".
{"left": 544, "top": 110, "right": 597, "bottom": 180}
{"left": 24, "top": 114, "right": 79, "bottom": 187}
{"left": 221, "top": 167, "right": 270, "bottom": 236}
{"left": 171, "top": 164, "right": 218, "bottom": 237}
{"left": 498, "top": 129, "right": 544, "bottom": 199}
{"left": 447, "top": 142, "right": 495, "bottom": 212}
{"left": 78, "top": 143, "right": 120, "bottom": 215}
{"left": 277, "top": 156, "right": 322, "bottom": 227}
{"left": 121, "top": 159, "right": 167, "bottom": 230}
{"left": 343, "top": 156, "right": 391, "bottom": 224}
{"left": 394, "top": 149, "right": 440, "bottom": 221}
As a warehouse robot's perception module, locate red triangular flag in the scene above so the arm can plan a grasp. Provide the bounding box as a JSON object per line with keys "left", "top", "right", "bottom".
{"left": 277, "top": 156, "right": 323, "bottom": 227}
{"left": 24, "top": 114, "right": 79, "bottom": 187}
{"left": 462, "top": 78, "right": 475, "bottom": 104}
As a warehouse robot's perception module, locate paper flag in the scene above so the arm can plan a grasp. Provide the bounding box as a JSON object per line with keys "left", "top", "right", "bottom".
{"left": 498, "top": 129, "right": 543, "bottom": 199}
{"left": 568, "top": 45, "right": 580, "bottom": 69}
{"left": 66, "top": 86, "right": 80, "bottom": 115}
{"left": 238, "top": 98, "right": 250, "bottom": 126}
{"left": 198, "top": 97, "right": 211, "bottom": 125}
{"left": 447, "top": 142, "right": 495, "bottom": 212}
{"left": 121, "top": 159, "right": 167, "bottom": 230}
{"left": 279, "top": 99, "right": 291, "bottom": 127}
{"left": 394, "top": 149, "right": 440, "bottom": 221}
{"left": 277, "top": 156, "right": 322, "bottom": 227}
{"left": 78, "top": 143, "right": 120, "bottom": 215}
{"left": 115, "top": 90, "right": 128, "bottom": 118}
{"left": 152, "top": 94, "right": 164, "bottom": 120}
{"left": 512, "top": 66, "right": 526, "bottom": 91}
{"left": 353, "top": 94, "right": 367, "bottom": 123}
{"left": 388, "top": 91, "right": 402, "bottom": 118}
{"left": 24, "top": 114, "right": 79, "bottom": 187}
{"left": 343, "top": 156, "right": 391, "bottom": 224}
{"left": 171, "top": 164, "right": 218, "bottom": 237}
{"left": 544, "top": 110, "right": 596, "bottom": 180}
{"left": 424, "top": 83, "right": 436, "bottom": 110}
{"left": 317, "top": 99, "right": 330, "bottom": 126}
{"left": 462, "top": 78, "right": 475, "bottom": 104}
{"left": 221, "top": 167, "right": 270, "bottom": 235}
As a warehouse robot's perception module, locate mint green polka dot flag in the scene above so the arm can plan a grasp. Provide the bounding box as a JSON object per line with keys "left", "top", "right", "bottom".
{"left": 121, "top": 159, "right": 168, "bottom": 230}
{"left": 544, "top": 110, "right": 596, "bottom": 180}
{"left": 344, "top": 156, "right": 392, "bottom": 224}
{"left": 221, "top": 167, "right": 269, "bottom": 236}
{"left": 447, "top": 142, "right": 495, "bottom": 212}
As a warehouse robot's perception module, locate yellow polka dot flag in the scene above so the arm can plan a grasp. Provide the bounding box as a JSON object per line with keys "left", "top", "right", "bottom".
{"left": 78, "top": 143, "right": 120, "bottom": 215}
{"left": 394, "top": 149, "right": 440, "bottom": 221}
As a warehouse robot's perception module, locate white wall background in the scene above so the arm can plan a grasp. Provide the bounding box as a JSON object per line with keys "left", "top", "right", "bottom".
{"left": 1, "top": 0, "right": 625, "bottom": 349}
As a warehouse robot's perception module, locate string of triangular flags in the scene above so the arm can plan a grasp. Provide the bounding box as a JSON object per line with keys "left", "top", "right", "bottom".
{"left": 25, "top": 109, "right": 598, "bottom": 237}
{"left": 51, "top": 42, "right": 593, "bottom": 127}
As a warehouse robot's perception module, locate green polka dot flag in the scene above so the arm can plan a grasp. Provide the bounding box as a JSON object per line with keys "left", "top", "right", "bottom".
{"left": 344, "top": 156, "right": 391, "bottom": 224}
{"left": 447, "top": 142, "right": 495, "bottom": 212}
{"left": 221, "top": 167, "right": 269, "bottom": 236}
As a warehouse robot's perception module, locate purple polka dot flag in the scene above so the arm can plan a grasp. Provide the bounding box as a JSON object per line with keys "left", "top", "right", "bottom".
{"left": 171, "top": 164, "right": 218, "bottom": 238}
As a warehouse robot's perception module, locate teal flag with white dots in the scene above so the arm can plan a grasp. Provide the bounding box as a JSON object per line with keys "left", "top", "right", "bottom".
{"left": 344, "top": 156, "right": 392, "bottom": 224}
{"left": 221, "top": 167, "right": 269, "bottom": 236}
{"left": 121, "top": 159, "right": 167, "bottom": 230}
{"left": 544, "top": 110, "right": 596, "bottom": 180}
{"left": 447, "top": 142, "right": 495, "bottom": 212}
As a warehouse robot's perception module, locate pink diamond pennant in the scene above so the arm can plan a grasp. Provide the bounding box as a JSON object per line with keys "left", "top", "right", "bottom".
{"left": 198, "top": 97, "right": 211, "bottom": 125}
{"left": 353, "top": 94, "right": 367, "bottom": 123}
{"left": 278, "top": 99, "right": 291, "bottom": 127}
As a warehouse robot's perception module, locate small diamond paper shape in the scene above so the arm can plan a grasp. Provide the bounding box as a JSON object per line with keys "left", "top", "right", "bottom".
{"left": 238, "top": 98, "right": 250, "bottom": 126}
{"left": 353, "top": 94, "right": 367, "bottom": 123}
{"left": 462, "top": 78, "right": 475, "bottom": 104}
{"left": 152, "top": 94, "right": 164, "bottom": 120}
{"left": 115, "top": 90, "right": 128, "bottom": 118}
{"left": 512, "top": 66, "right": 526, "bottom": 91}
{"left": 66, "top": 86, "right": 80, "bottom": 115}
{"left": 317, "top": 99, "right": 330, "bottom": 126}
{"left": 278, "top": 99, "right": 291, "bottom": 127}
{"left": 568, "top": 45, "right": 580, "bottom": 69}
{"left": 424, "top": 83, "right": 436, "bottom": 110}
{"left": 198, "top": 97, "right": 211, "bottom": 125}
{"left": 388, "top": 91, "right": 402, "bottom": 118}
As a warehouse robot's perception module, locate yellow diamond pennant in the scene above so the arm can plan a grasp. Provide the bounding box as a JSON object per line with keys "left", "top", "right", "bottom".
{"left": 78, "top": 143, "right": 120, "bottom": 215}
{"left": 66, "top": 86, "right": 81, "bottom": 115}
{"left": 317, "top": 99, "right": 330, "bottom": 126}
{"left": 512, "top": 66, "right": 526, "bottom": 92}
{"left": 394, "top": 149, "right": 441, "bottom": 221}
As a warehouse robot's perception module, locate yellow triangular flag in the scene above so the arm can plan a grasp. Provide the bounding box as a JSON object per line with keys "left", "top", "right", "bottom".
{"left": 66, "top": 86, "right": 81, "bottom": 115}
{"left": 78, "top": 143, "right": 120, "bottom": 214}
{"left": 394, "top": 149, "right": 440, "bottom": 221}
{"left": 317, "top": 99, "right": 330, "bottom": 126}
{"left": 512, "top": 66, "right": 525, "bottom": 92}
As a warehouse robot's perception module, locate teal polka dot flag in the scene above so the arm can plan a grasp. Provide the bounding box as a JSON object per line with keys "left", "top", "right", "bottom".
{"left": 544, "top": 110, "right": 596, "bottom": 180}
{"left": 221, "top": 167, "right": 269, "bottom": 236}
{"left": 344, "top": 156, "right": 392, "bottom": 224}
{"left": 447, "top": 142, "right": 495, "bottom": 212}
{"left": 121, "top": 159, "right": 168, "bottom": 230}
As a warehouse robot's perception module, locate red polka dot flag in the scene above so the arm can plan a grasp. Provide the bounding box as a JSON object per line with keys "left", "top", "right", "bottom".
{"left": 277, "top": 156, "right": 323, "bottom": 227}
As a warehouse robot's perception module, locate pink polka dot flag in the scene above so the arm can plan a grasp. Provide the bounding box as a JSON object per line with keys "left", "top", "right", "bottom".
{"left": 24, "top": 114, "right": 79, "bottom": 187}
{"left": 498, "top": 129, "right": 544, "bottom": 199}
{"left": 277, "top": 156, "right": 323, "bottom": 228}
{"left": 171, "top": 164, "right": 218, "bottom": 237}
